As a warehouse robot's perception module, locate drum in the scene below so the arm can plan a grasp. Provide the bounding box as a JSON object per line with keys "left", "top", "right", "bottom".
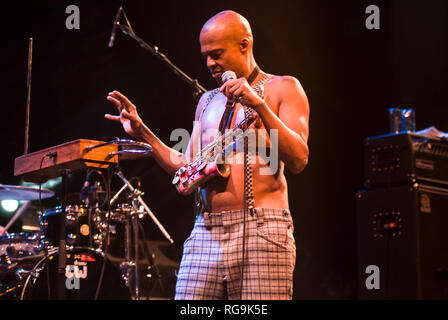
{"left": 0, "top": 233, "right": 45, "bottom": 299}
{"left": 0, "top": 233, "right": 44, "bottom": 266}
{"left": 39, "top": 205, "right": 105, "bottom": 249}
{"left": 20, "top": 247, "right": 131, "bottom": 300}
{"left": 102, "top": 203, "right": 131, "bottom": 259}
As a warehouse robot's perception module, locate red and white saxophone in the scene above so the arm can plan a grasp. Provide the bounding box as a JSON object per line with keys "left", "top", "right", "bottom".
{"left": 172, "top": 109, "right": 257, "bottom": 195}
{"left": 172, "top": 71, "right": 259, "bottom": 195}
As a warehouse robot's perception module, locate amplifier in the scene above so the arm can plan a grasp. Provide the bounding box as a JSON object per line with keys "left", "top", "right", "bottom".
{"left": 356, "top": 183, "right": 448, "bottom": 299}
{"left": 364, "top": 133, "right": 448, "bottom": 188}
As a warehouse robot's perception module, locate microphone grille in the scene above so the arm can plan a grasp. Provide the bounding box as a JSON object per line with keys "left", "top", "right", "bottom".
{"left": 221, "top": 70, "right": 236, "bottom": 83}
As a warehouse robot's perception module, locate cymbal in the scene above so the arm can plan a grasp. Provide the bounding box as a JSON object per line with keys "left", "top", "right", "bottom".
{"left": 106, "top": 139, "right": 153, "bottom": 161}
{"left": 0, "top": 184, "right": 55, "bottom": 201}
{"left": 111, "top": 149, "right": 152, "bottom": 161}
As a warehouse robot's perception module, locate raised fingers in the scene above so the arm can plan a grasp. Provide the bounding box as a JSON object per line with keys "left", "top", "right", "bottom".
{"left": 120, "top": 109, "right": 138, "bottom": 121}
{"left": 109, "top": 91, "right": 136, "bottom": 111}
{"left": 107, "top": 95, "right": 123, "bottom": 112}
{"left": 104, "top": 113, "right": 121, "bottom": 122}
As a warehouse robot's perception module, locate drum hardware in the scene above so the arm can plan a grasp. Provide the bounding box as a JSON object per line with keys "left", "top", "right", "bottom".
{"left": 19, "top": 247, "right": 130, "bottom": 300}
{"left": 102, "top": 168, "right": 172, "bottom": 300}
{"left": 84, "top": 139, "right": 172, "bottom": 299}
{"left": 14, "top": 139, "right": 120, "bottom": 300}
{"left": 0, "top": 184, "right": 51, "bottom": 299}
{"left": 14, "top": 31, "right": 155, "bottom": 299}
{"left": 39, "top": 205, "right": 106, "bottom": 250}
{"left": 0, "top": 233, "right": 44, "bottom": 261}
{"left": 112, "top": 169, "right": 174, "bottom": 244}
{"left": 9, "top": 138, "right": 173, "bottom": 300}
{"left": 115, "top": 183, "right": 143, "bottom": 299}
{"left": 112, "top": 202, "right": 166, "bottom": 299}
{"left": 84, "top": 138, "right": 153, "bottom": 162}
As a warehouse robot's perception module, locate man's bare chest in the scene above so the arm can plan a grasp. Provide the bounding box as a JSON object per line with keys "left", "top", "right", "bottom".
{"left": 200, "top": 92, "right": 247, "bottom": 147}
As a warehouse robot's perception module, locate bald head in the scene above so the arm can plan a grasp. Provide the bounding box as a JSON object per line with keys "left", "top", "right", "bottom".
{"left": 200, "top": 11, "right": 257, "bottom": 82}
{"left": 200, "top": 10, "right": 253, "bottom": 47}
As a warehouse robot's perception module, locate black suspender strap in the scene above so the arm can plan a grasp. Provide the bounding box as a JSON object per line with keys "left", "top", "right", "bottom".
{"left": 218, "top": 66, "right": 260, "bottom": 135}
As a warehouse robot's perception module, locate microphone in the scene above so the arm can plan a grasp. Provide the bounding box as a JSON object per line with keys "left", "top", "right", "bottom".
{"left": 108, "top": 6, "right": 123, "bottom": 48}
{"left": 221, "top": 71, "right": 241, "bottom": 106}
{"left": 221, "top": 70, "right": 237, "bottom": 84}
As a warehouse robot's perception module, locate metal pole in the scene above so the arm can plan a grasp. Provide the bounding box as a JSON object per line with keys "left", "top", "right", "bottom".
{"left": 132, "top": 201, "right": 140, "bottom": 300}
{"left": 114, "top": 170, "right": 174, "bottom": 244}
{"left": 24, "top": 38, "right": 33, "bottom": 155}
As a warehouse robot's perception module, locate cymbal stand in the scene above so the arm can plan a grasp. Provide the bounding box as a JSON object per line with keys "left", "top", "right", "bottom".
{"left": 131, "top": 190, "right": 141, "bottom": 300}
{"left": 111, "top": 169, "right": 174, "bottom": 244}
{"left": 119, "top": 204, "right": 134, "bottom": 293}
{"left": 118, "top": 190, "right": 141, "bottom": 300}
{"left": 111, "top": 169, "right": 173, "bottom": 300}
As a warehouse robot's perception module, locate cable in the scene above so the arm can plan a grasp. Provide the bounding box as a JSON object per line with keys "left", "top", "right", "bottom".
{"left": 81, "top": 169, "right": 108, "bottom": 208}
{"left": 94, "top": 167, "right": 112, "bottom": 300}
{"left": 38, "top": 152, "right": 56, "bottom": 299}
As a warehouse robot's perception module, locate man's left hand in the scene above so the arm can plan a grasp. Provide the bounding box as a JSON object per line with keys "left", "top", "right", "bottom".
{"left": 219, "top": 77, "right": 265, "bottom": 109}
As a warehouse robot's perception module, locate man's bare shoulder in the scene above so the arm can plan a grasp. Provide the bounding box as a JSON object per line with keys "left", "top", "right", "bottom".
{"left": 264, "top": 75, "right": 308, "bottom": 105}
{"left": 266, "top": 75, "right": 305, "bottom": 92}
{"left": 194, "top": 89, "right": 220, "bottom": 121}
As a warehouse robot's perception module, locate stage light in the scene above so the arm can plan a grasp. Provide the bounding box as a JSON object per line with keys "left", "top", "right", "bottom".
{"left": 1, "top": 200, "right": 19, "bottom": 213}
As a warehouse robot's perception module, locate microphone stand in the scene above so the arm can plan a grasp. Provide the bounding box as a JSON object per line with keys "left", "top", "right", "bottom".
{"left": 111, "top": 7, "right": 207, "bottom": 101}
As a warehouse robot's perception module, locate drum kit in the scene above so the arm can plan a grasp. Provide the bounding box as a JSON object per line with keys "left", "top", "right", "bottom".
{"left": 1, "top": 138, "right": 174, "bottom": 300}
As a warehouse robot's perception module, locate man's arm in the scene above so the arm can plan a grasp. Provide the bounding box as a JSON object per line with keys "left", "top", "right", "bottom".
{"left": 257, "top": 76, "right": 309, "bottom": 174}
{"left": 220, "top": 76, "right": 310, "bottom": 174}
{"left": 105, "top": 90, "right": 187, "bottom": 176}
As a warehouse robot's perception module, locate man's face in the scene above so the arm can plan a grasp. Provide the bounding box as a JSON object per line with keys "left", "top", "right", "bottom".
{"left": 200, "top": 30, "right": 243, "bottom": 85}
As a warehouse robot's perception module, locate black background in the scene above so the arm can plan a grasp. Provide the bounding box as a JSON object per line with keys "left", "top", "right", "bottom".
{"left": 1, "top": 0, "right": 447, "bottom": 299}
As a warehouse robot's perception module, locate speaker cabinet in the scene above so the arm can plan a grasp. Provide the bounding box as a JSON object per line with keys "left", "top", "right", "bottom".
{"left": 356, "top": 183, "right": 448, "bottom": 299}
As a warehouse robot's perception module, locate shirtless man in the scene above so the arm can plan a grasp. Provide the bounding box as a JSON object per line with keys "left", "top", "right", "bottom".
{"left": 106, "top": 10, "right": 309, "bottom": 300}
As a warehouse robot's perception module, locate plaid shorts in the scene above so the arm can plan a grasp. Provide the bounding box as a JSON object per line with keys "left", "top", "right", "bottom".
{"left": 174, "top": 207, "right": 296, "bottom": 300}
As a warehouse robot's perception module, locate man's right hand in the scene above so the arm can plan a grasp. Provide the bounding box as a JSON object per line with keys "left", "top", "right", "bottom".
{"left": 105, "top": 91, "right": 145, "bottom": 139}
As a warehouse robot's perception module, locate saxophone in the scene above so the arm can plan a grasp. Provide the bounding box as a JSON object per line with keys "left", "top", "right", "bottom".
{"left": 172, "top": 109, "right": 257, "bottom": 195}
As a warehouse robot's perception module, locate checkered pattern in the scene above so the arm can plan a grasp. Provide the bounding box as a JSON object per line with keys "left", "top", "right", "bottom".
{"left": 242, "top": 73, "right": 272, "bottom": 211}
{"left": 174, "top": 208, "right": 296, "bottom": 300}
{"left": 243, "top": 106, "right": 255, "bottom": 211}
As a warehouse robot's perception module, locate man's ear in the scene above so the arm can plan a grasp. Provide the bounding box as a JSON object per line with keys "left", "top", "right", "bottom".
{"left": 240, "top": 38, "right": 250, "bottom": 53}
